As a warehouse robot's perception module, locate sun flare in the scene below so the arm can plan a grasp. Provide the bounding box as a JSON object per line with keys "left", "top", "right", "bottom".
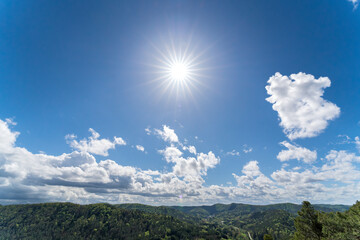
{"left": 148, "top": 36, "right": 209, "bottom": 100}
{"left": 169, "top": 61, "right": 190, "bottom": 82}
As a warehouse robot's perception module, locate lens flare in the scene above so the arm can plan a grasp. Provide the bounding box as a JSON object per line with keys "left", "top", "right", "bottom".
{"left": 169, "top": 62, "right": 189, "bottom": 83}
{"left": 148, "top": 37, "right": 207, "bottom": 101}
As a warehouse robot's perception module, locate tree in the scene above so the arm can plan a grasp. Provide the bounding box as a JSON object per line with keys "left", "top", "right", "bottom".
{"left": 263, "top": 234, "right": 274, "bottom": 240}
{"left": 293, "top": 201, "right": 323, "bottom": 240}
{"left": 321, "top": 201, "right": 360, "bottom": 240}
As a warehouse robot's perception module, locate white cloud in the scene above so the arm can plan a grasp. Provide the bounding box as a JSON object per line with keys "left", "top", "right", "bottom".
{"left": 136, "top": 145, "right": 145, "bottom": 152}
{"left": 5, "top": 118, "right": 17, "bottom": 126}
{"left": 355, "top": 136, "right": 360, "bottom": 152}
{"left": 266, "top": 72, "right": 340, "bottom": 140}
{"left": 154, "top": 125, "right": 179, "bottom": 143}
{"left": 183, "top": 145, "right": 197, "bottom": 155}
{"left": 232, "top": 161, "right": 276, "bottom": 198}
{"left": 320, "top": 150, "right": 360, "bottom": 182}
{"left": 65, "top": 128, "right": 126, "bottom": 156}
{"left": 241, "top": 160, "right": 261, "bottom": 177}
{"left": 0, "top": 119, "right": 204, "bottom": 204}
{"left": 270, "top": 150, "right": 360, "bottom": 202}
{"left": 227, "top": 150, "right": 240, "bottom": 156}
{"left": 159, "top": 146, "right": 183, "bottom": 163}
{"left": 2, "top": 118, "right": 360, "bottom": 205}
{"left": 277, "top": 141, "right": 317, "bottom": 164}
{"left": 0, "top": 119, "right": 19, "bottom": 153}
{"left": 243, "top": 144, "right": 253, "bottom": 153}
{"left": 159, "top": 146, "right": 220, "bottom": 181}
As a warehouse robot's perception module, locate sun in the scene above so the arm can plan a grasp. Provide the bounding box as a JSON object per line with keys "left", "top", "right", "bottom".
{"left": 148, "top": 37, "right": 208, "bottom": 100}
{"left": 161, "top": 49, "right": 197, "bottom": 87}
{"left": 169, "top": 61, "right": 190, "bottom": 82}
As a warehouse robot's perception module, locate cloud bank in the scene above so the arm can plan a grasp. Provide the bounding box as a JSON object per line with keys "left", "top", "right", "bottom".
{"left": 1, "top": 119, "right": 360, "bottom": 205}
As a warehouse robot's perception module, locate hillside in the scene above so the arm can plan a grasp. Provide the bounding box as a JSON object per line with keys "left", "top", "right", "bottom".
{"left": 0, "top": 202, "right": 351, "bottom": 240}
{"left": 117, "top": 202, "right": 350, "bottom": 239}
{"left": 170, "top": 203, "right": 350, "bottom": 217}
{"left": 0, "top": 203, "right": 226, "bottom": 240}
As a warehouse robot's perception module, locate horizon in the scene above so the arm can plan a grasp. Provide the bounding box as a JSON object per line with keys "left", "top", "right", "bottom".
{"left": 0, "top": 200, "right": 351, "bottom": 207}
{"left": 1, "top": 0, "right": 360, "bottom": 206}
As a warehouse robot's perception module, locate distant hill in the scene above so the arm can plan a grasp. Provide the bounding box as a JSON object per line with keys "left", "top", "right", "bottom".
{"left": 0, "top": 202, "right": 226, "bottom": 240}
{"left": 115, "top": 203, "right": 200, "bottom": 222}
{"left": 0, "top": 202, "right": 350, "bottom": 240}
{"left": 117, "top": 202, "right": 350, "bottom": 240}
{"left": 170, "top": 202, "right": 350, "bottom": 217}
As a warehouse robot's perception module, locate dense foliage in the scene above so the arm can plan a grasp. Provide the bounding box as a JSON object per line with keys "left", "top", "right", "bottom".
{"left": 0, "top": 203, "right": 225, "bottom": 239}
{"left": 119, "top": 202, "right": 349, "bottom": 240}
{"left": 293, "top": 201, "right": 323, "bottom": 240}
{"left": 293, "top": 201, "right": 360, "bottom": 240}
{"left": 0, "top": 201, "right": 353, "bottom": 240}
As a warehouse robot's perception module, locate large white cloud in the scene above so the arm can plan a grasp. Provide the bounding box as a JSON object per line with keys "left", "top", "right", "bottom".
{"left": 277, "top": 141, "right": 317, "bottom": 164}
{"left": 65, "top": 128, "right": 126, "bottom": 156}
{"left": 266, "top": 72, "right": 340, "bottom": 140}
{"left": 0, "top": 120, "right": 222, "bottom": 205}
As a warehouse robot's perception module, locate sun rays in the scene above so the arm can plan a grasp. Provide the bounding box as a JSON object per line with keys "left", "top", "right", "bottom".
{"left": 147, "top": 36, "right": 208, "bottom": 102}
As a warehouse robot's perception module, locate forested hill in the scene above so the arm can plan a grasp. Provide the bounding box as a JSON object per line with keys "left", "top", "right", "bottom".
{"left": 117, "top": 202, "right": 350, "bottom": 239}
{"left": 0, "top": 203, "right": 228, "bottom": 239}
{"left": 0, "top": 202, "right": 352, "bottom": 240}
{"left": 169, "top": 202, "right": 350, "bottom": 217}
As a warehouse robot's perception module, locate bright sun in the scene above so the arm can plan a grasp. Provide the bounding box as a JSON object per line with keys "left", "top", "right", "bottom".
{"left": 169, "top": 62, "right": 190, "bottom": 82}
{"left": 150, "top": 38, "right": 206, "bottom": 99}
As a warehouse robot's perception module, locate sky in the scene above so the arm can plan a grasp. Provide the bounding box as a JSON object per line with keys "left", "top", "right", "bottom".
{"left": 0, "top": 0, "right": 360, "bottom": 205}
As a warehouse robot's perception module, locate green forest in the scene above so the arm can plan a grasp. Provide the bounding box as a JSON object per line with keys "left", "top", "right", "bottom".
{"left": 0, "top": 201, "right": 358, "bottom": 239}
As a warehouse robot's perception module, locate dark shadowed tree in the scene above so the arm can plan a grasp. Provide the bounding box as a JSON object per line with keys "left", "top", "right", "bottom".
{"left": 293, "top": 201, "right": 322, "bottom": 240}
{"left": 263, "top": 233, "right": 274, "bottom": 240}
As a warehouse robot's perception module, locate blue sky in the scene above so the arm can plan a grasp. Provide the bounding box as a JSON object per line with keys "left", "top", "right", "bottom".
{"left": 0, "top": 0, "right": 360, "bottom": 205}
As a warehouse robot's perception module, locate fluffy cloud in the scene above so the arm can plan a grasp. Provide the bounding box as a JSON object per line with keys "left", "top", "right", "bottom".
{"left": 231, "top": 150, "right": 360, "bottom": 203}
{"left": 2, "top": 119, "right": 360, "bottom": 205}
{"left": 271, "top": 150, "right": 360, "bottom": 201}
{"left": 0, "top": 120, "right": 223, "bottom": 205}
{"left": 277, "top": 141, "right": 317, "bottom": 164}
{"left": 154, "top": 125, "right": 179, "bottom": 143}
{"left": 66, "top": 128, "right": 126, "bottom": 156}
{"left": 241, "top": 160, "right": 261, "bottom": 177}
{"left": 266, "top": 72, "right": 340, "bottom": 140}
{"left": 159, "top": 146, "right": 220, "bottom": 182}
{"left": 0, "top": 119, "right": 19, "bottom": 153}
{"left": 232, "top": 161, "right": 276, "bottom": 198}
{"left": 320, "top": 150, "right": 360, "bottom": 182}
{"left": 136, "top": 145, "right": 145, "bottom": 152}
